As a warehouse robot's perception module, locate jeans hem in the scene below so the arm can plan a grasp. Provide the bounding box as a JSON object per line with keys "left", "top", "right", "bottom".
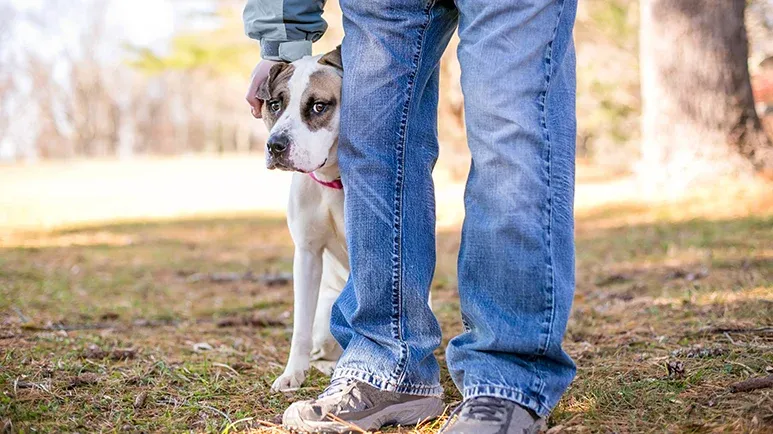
{"left": 333, "top": 367, "right": 443, "bottom": 397}
{"left": 464, "top": 384, "right": 551, "bottom": 418}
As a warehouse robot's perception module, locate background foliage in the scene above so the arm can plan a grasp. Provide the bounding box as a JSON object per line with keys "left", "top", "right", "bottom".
{"left": 1, "top": 0, "right": 770, "bottom": 166}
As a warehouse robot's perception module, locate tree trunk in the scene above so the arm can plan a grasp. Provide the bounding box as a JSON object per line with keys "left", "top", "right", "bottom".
{"left": 639, "top": 0, "right": 773, "bottom": 185}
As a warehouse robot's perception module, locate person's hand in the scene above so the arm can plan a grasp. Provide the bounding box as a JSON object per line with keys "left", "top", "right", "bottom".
{"left": 246, "top": 59, "right": 278, "bottom": 119}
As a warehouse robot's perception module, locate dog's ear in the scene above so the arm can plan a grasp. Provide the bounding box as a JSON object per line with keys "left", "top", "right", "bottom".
{"left": 318, "top": 45, "right": 343, "bottom": 71}
{"left": 257, "top": 62, "right": 289, "bottom": 101}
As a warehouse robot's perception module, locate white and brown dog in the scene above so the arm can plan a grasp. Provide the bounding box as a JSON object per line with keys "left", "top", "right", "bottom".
{"left": 258, "top": 47, "right": 348, "bottom": 392}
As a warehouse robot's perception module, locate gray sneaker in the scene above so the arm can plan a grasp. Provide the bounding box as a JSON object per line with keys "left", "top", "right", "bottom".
{"left": 282, "top": 377, "right": 445, "bottom": 433}
{"left": 440, "top": 397, "right": 546, "bottom": 434}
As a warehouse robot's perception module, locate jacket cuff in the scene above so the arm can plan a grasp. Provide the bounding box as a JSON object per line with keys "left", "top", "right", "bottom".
{"left": 261, "top": 40, "right": 313, "bottom": 62}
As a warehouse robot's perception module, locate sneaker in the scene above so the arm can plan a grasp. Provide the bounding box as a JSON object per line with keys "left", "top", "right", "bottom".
{"left": 440, "top": 396, "right": 546, "bottom": 434}
{"left": 282, "top": 377, "right": 445, "bottom": 433}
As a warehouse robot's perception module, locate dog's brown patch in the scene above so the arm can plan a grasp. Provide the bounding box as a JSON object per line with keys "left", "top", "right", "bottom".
{"left": 301, "top": 69, "right": 342, "bottom": 132}
{"left": 260, "top": 63, "right": 295, "bottom": 129}
{"left": 318, "top": 46, "right": 342, "bottom": 70}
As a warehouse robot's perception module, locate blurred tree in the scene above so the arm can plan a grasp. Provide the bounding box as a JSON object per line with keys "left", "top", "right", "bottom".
{"left": 126, "top": 3, "right": 261, "bottom": 154}
{"left": 639, "top": 0, "right": 773, "bottom": 185}
{"left": 0, "top": 4, "right": 16, "bottom": 147}
{"left": 574, "top": 0, "right": 640, "bottom": 167}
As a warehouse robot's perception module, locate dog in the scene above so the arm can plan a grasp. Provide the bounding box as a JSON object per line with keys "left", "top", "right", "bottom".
{"left": 257, "top": 47, "right": 347, "bottom": 392}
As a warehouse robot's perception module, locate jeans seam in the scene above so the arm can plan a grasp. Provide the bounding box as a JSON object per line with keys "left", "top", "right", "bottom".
{"left": 390, "top": 0, "right": 437, "bottom": 388}
{"left": 537, "top": 0, "right": 565, "bottom": 359}
{"left": 532, "top": 0, "right": 566, "bottom": 403}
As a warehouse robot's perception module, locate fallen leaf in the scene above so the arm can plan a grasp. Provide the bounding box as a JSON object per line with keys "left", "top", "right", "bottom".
{"left": 110, "top": 348, "right": 137, "bottom": 360}
{"left": 193, "top": 342, "right": 213, "bottom": 352}
{"left": 595, "top": 273, "right": 631, "bottom": 287}
{"left": 216, "top": 314, "right": 286, "bottom": 328}
{"left": 83, "top": 344, "right": 107, "bottom": 359}
{"left": 99, "top": 312, "right": 120, "bottom": 321}
{"left": 260, "top": 272, "right": 293, "bottom": 287}
{"left": 0, "top": 330, "right": 18, "bottom": 339}
{"left": 134, "top": 391, "right": 148, "bottom": 409}
{"left": 66, "top": 373, "right": 100, "bottom": 389}
{"left": 231, "top": 362, "right": 251, "bottom": 372}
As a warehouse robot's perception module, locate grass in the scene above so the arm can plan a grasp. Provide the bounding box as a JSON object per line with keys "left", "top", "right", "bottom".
{"left": 1, "top": 166, "right": 772, "bottom": 432}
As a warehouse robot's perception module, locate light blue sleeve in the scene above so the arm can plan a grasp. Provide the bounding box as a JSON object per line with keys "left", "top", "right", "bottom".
{"left": 243, "top": 0, "right": 328, "bottom": 62}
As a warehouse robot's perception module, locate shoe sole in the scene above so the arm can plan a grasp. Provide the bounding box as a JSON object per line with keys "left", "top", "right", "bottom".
{"left": 283, "top": 396, "right": 445, "bottom": 433}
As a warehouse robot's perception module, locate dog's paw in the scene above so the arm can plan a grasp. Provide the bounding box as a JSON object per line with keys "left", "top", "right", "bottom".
{"left": 271, "top": 370, "right": 306, "bottom": 392}
{"left": 310, "top": 360, "right": 337, "bottom": 376}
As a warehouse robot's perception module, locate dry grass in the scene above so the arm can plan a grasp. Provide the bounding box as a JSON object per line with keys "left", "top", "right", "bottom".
{"left": 1, "top": 158, "right": 772, "bottom": 433}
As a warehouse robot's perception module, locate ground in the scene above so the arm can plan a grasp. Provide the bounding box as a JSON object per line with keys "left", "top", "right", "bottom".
{"left": 1, "top": 158, "right": 772, "bottom": 433}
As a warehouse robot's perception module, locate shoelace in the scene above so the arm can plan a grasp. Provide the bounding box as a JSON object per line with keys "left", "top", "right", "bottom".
{"left": 462, "top": 397, "right": 509, "bottom": 422}
{"left": 441, "top": 396, "right": 510, "bottom": 429}
{"left": 317, "top": 377, "right": 355, "bottom": 399}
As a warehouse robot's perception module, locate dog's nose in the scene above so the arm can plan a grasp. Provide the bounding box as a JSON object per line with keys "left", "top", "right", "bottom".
{"left": 267, "top": 135, "right": 289, "bottom": 155}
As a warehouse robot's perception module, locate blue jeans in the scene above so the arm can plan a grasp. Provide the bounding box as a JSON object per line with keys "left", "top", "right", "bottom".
{"left": 330, "top": 0, "right": 577, "bottom": 417}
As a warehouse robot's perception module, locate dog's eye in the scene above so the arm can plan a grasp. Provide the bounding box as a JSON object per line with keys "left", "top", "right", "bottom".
{"left": 269, "top": 100, "right": 282, "bottom": 113}
{"left": 312, "top": 102, "right": 327, "bottom": 114}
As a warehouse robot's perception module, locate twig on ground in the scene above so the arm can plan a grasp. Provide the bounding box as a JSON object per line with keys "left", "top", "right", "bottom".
{"left": 12, "top": 307, "right": 29, "bottom": 323}
{"left": 186, "top": 271, "right": 292, "bottom": 286}
{"left": 721, "top": 332, "right": 773, "bottom": 350}
{"left": 212, "top": 362, "right": 240, "bottom": 377}
{"left": 221, "top": 416, "right": 254, "bottom": 434}
{"left": 729, "top": 375, "right": 773, "bottom": 393}
{"left": 16, "top": 378, "right": 64, "bottom": 401}
{"left": 22, "top": 322, "right": 116, "bottom": 331}
{"left": 216, "top": 314, "right": 286, "bottom": 328}
{"left": 21, "top": 314, "right": 287, "bottom": 334}
{"left": 696, "top": 326, "right": 773, "bottom": 336}
{"left": 724, "top": 332, "right": 739, "bottom": 346}
{"left": 249, "top": 419, "right": 286, "bottom": 434}
{"left": 200, "top": 404, "right": 233, "bottom": 426}
{"left": 416, "top": 404, "right": 451, "bottom": 432}
{"left": 21, "top": 318, "right": 180, "bottom": 332}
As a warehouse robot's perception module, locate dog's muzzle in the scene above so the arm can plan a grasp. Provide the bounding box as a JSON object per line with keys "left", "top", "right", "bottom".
{"left": 266, "top": 134, "right": 292, "bottom": 170}
{"left": 267, "top": 134, "right": 290, "bottom": 156}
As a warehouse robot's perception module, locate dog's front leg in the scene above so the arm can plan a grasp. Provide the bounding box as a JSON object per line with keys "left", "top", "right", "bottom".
{"left": 271, "top": 246, "right": 323, "bottom": 392}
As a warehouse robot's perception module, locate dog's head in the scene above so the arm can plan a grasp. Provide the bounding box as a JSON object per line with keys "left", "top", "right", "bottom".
{"left": 258, "top": 47, "right": 343, "bottom": 173}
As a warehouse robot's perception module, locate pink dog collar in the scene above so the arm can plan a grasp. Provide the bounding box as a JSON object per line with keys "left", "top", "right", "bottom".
{"left": 309, "top": 172, "right": 343, "bottom": 190}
